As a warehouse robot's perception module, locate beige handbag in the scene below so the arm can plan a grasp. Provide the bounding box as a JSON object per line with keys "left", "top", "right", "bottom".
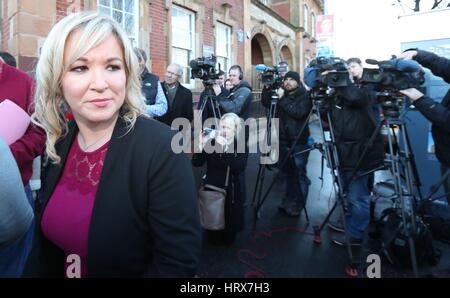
{"left": 198, "top": 167, "right": 230, "bottom": 230}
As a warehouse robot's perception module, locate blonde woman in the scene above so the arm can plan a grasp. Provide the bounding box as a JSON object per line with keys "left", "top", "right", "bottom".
{"left": 193, "top": 113, "right": 248, "bottom": 246}
{"left": 24, "top": 12, "right": 201, "bottom": 277}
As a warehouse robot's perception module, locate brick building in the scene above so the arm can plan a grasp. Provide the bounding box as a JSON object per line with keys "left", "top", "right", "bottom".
{"left": 0, "top": 0, "right": 323, "bottom": 92}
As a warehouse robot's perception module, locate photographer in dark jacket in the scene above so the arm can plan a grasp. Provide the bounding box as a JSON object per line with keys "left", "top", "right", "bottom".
{"left": 328, "top": 72, "right": 384, "bottom": 246}
{"left": 347, "top": 57, "right": 381, "bottom": 195}
{"left": 399, "top": 49, "right": 450, "bottom": 206}
{"left": 261, "top": 71, "right": 312, "bottom": 216}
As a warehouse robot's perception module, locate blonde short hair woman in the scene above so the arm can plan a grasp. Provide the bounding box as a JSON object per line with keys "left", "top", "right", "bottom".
{"left": 25, "top": 11, "right": 201, "bottom": 278}
{"left": 192, "top": 112, "right": 248, "bottom": 246}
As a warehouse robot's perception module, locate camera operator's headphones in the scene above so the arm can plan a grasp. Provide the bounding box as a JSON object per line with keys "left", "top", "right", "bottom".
{"left": 230, "top": 65, "right": 244, "bottom": 80}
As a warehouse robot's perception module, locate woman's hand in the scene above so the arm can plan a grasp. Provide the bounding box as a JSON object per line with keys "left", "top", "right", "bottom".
{"left": 198, "top": 132, "right": 208, "bottom": 152}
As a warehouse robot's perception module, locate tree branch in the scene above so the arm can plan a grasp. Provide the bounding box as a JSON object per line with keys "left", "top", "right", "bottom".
{"left": 414, "top": 0, "right": 421, "bottom": 11}
{"left": 431, "top": 0, "right": 443, "bottom": 9}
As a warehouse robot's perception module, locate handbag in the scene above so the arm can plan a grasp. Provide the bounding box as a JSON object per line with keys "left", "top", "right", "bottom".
{"left": 198, "top": 167, "right": 230, "bottom": 230}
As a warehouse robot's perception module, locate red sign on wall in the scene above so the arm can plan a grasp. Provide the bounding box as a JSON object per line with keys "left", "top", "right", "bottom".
{"left": 316, "top": 15, "right": 334, "bottom": 39}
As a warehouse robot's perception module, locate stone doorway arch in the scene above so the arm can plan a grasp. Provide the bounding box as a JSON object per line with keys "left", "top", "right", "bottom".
{"left": 280, "top": 45, "right": 294, "bottom": 69}
{"left": 251, "top": 33, "right": 274, "bottom": 90}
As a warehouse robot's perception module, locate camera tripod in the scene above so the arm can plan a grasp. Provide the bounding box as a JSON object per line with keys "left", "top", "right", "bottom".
{"left": 198, "top": 83, "right": 222, "bottom": 129}
{"left": 418, "top": 168, "right": 450, "bottom": 210}
{"left": 304, "top": 95, "right": 365, "bottom": 276}
{"left": 353, "top": 96, "right": 424, "bottom": 277}
{"left": 252, "top": 90, "right": 364, "bottom": 275}
{"left": 251, "top": 88, "right": 312, "bottom": 224}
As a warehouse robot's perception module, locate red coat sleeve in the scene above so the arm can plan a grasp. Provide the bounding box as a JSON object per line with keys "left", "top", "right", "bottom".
{"left": 9, "top": 78, "right": 46, "bottom": 184}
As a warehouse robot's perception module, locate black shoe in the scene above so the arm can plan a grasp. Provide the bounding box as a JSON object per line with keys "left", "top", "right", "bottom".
{"left": 328, "top": 220, "right": 345, "bottom": 233}
{"left": 284, "top": 202, "right": 303, "bottom": 217}
{"left": 332, "top": 233, "right": 363, "bottom": 247}
{"left": 278, "top": 197, "right": 291, "bottom": 212}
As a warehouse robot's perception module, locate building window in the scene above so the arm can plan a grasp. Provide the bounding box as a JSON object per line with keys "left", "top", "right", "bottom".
{"left": 311, "top": 13, "right": 316, "bottom": 38}
{"left": 97, "top": 0, "right": 139, "bottom": 45}
{"left": 171, "top": 5, "right": 196, "bottom": 87}
{"left": 303, "top": 4, "right": 309, "bottom": 33}
{"left": 215, "top": 23, "right": 231, "bottom": 75}
{"left": 259, "top": 0, "right": 269, "bottom": 5}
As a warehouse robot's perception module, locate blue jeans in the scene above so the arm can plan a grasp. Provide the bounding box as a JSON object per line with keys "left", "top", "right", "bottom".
{"left": 280, "top": 143, "right": 310, "bottom": 208}
{"left": 0, "top": 185, "right": 35, "bottom": 277}
{"left": 340, "top": 171, "right": 370, "bottom": 239}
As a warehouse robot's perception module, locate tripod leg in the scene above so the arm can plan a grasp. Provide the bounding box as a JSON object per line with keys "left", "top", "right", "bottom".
{"left": 252, "top": 164, "right": 263, "bottom": 207}
{"left": 253, "top": 109, "right": 314, "bottom": 229}
{"left": 252, "top": 164, "right": 264, "bottom": 230}
{"left": 303, "top": 206, "right": 310, "bottom": 223}
{"left": 313, "top": 199, "right": 339, "bottom": 245}
{"left": 256, "top": 166, "right": 267, "bottom": 213}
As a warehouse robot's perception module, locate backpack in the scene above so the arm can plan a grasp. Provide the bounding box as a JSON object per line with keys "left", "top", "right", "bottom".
{"left": 378, "top": 208, "right": 440, "bottom": 268}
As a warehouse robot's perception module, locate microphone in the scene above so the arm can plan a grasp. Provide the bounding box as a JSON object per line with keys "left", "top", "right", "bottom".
{"left": 255, "top": 64, "right": 274, "bottom": 71}
{"left": 365, "top": 59, "right": 379, "bottom": 66}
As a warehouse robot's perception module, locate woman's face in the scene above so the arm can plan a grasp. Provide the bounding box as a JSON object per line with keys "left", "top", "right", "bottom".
{"left": 220, "top": 119, "right": 235, "bottom": 142}
{"left": 61, "top": 32, "right": 126, "bottom": 127}
{"left": 225, "top": 81, "right": 233, "bottom": 90}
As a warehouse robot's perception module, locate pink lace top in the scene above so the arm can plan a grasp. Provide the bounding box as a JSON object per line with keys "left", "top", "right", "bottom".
{"left": 41, "top": 136, "right": 110, "bottom": 278}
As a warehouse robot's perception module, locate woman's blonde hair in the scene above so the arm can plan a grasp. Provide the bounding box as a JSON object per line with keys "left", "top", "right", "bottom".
{"left": 220, "top": 113, "right": 243, "bottom": 138}
{"left": 32, "top": 11, "right": 146, "bottom": 163}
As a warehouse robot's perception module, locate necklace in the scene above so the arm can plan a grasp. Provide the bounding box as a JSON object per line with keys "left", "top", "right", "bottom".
{"left": 78, "top": 131, "right": 111, "bottom": 152}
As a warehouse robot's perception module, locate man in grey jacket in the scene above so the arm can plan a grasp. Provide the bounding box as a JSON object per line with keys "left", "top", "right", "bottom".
{"left": 214, "top": 65, "right": 252, "bottom": 119}
{"left": 0, "top": 138, "right": 34, "bottom": 249}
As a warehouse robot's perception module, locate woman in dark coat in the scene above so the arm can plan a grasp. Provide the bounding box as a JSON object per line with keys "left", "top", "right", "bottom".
{"left": 24, "top": 12, "right": 201, "bottom": 278}
{"left": 192, "top": 113, "right": 248, "bottom": 245}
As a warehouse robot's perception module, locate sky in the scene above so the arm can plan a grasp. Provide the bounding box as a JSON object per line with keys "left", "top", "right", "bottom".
{"left": 324, "top": 0, "right": 450, "bottom": 64}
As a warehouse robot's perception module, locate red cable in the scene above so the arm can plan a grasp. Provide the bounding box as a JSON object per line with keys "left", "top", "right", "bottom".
{"left": 237, "top": 225, "right": 315, "bottom": 278}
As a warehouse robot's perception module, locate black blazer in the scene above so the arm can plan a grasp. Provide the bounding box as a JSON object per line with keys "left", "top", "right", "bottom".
{"left": 159, "top": 83, "right": 193, "bottom": 126}
{"left": 24, "top": 116, "right": 202, "bottom": 277}
{"left": 141, "top": 68, "right": 160, "bottom": 105}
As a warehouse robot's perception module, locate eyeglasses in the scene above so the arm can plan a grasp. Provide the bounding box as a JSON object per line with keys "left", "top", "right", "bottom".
{"left": 166, "top": 70, "right": 179, "bottom": 77}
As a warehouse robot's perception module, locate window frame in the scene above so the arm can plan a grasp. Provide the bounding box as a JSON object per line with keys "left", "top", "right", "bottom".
{"left": 215, "top": 22, "right": 232, "bottom": 76}
{"left": 303, "top": 4, "right": 309, "bottom": 33}
{"left": 97, "top": 0, "right": 139, "bottom": 45}
{"left": 171, "top": 5, "right": 196, "bottom": 88}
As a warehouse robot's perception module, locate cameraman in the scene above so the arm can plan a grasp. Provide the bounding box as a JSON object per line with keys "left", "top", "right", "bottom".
{"left": 215, "top": 65, "right": 252, "bottom": 119}
{"left": 261, "top": 71, "right": 312, "bottom": 216}
{"left": 399, "top": 49, "right": 450, "bottom": 205}
{"left": 347, "top": 57, "right": 381, "bottom": 194}
{"left": 260, "top": 62, "right": 289, "bottom": 109}
{"left": 347, "top": 58, "right": 381, "bottom": 123}
{"left": 327, "top": 70, "right": 385, "bottom": 246}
